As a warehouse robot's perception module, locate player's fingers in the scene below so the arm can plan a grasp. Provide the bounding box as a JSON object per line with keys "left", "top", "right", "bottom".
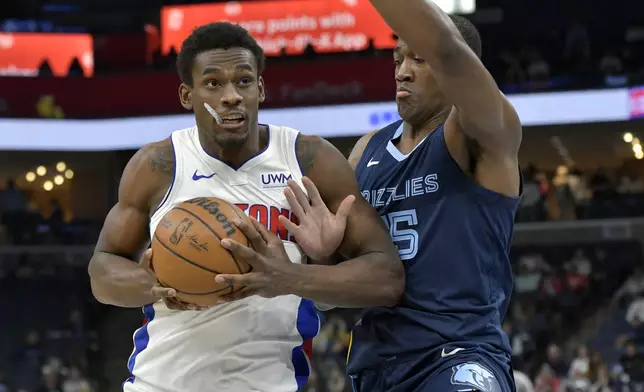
{"left": 277, "top": 215, "right": 301, "bottom": 236}
{"left": 284, "top": 187, "right": 306, "bottom": 218}
{"left": 249, "top": 216, "right": 281, "bottom": 246}
{"left": 232, "top": 218, "right": 267, "bottom": 254}
{"left": 150, "top": 285, "right": 176, "bottom": 298}
{"left": 335, "top": 195, "right": 356, "bottom": 220}
{"left": 214, "top": 272, "right": 258, "bottom": 287}
{"left": 287, "top": 180, "right": 311, "bottom": 212}
{"left": 216, "top": 286, "right": 258, "bottom": 304}
{"left": 220, "top": 239, "right": 260, "bottom": 265}
{"left": 139, "top": 249, "right": 154, "bottom": 275}
{"left": 302, "top": 177, "right": 323, "bottom": 207}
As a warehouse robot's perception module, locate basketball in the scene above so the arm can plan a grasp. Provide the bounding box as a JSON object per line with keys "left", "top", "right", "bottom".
{"left": 151, "top": 197, "right": 252, "bottom": 306}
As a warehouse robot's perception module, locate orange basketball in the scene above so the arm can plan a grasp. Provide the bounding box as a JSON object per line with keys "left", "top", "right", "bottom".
{"left": 151, "top": 197, "right": 252, "bottom": 306}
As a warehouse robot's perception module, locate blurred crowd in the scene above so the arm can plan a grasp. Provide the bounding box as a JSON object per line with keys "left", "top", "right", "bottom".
{"left": 303, "top": 241, "right": 643, "bottom": 392}
{"left": 518, "top": 162, "right": 644, "bottom": 222}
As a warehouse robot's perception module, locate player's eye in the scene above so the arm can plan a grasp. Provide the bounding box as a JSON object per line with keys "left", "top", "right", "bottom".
{"left": 205, "top": 80, "right": 220, "bottom": 88}
{"left": 394, "top": 59, "right": 403, "bottom": 66}
{"left": 238, "top": 77, "right": 252, "bottom": 86}
{"left": 413, "top": 57, "right": 425, "bottom": 64}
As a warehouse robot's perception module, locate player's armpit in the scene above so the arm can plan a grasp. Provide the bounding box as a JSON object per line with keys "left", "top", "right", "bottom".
{"left": 89, "top": 139, "right": 175, "bottom": 308}
{"left": 368, "top": 0, "right": 521, "bottom": 155}
{"left": 290, "top": 135, "right": 405, "bottom": 308}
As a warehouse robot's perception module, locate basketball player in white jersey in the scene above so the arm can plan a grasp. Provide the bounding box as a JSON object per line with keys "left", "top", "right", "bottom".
{"left": 87, "top": 22, "right": 404, "bottom": 392}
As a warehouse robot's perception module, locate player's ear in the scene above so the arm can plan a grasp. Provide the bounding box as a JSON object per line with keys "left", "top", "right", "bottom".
{"left": 179, "top": 83, "right": 193, "bottom": 110}
{"left": 258, "top": 76, "right": 266, "bottom": 104}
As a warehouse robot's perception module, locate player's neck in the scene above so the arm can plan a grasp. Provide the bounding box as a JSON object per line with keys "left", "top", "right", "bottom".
{"left": 198, "top": 124, "right": 267, "bottom": 168}
{"left": 402, "top": 108, "right": 450, "bottom": 144}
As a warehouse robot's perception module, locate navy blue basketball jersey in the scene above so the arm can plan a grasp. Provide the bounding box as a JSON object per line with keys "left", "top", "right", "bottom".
{"left": 347, "top": 121, "right": 520, "bottom": 376}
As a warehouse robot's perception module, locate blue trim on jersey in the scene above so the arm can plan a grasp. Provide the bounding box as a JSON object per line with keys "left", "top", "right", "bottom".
{"left": 125, "top": 304, "right": 156, "bottom": 384}
{"left": 291, "top": 299, "right": 320, "bottom": 389}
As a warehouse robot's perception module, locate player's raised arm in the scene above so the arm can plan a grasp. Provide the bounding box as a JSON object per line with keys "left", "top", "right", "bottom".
{"left": 369, "top": 0, "right": 521, "bottom": 154}
{"left": 286, "top": 135, "right": 404, "bottom": 307}
{"left": 88, "top": 140, "right": 177, "bottom": 308}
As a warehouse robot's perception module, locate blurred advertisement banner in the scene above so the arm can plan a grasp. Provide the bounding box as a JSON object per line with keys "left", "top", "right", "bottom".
{"left": 0, "top": 56, "right": 395, "bottom": 118}
{"left": 161, "top": 0, "right": 397, "bottom": 56}
{"left": 0, "top": 87, "right": 638, "bottom": 151}
{"left": 0, "top": 33, "right": 93, "bottom": 77}
{"left": 630, "top": 86, "right": 644, "bottom": 119}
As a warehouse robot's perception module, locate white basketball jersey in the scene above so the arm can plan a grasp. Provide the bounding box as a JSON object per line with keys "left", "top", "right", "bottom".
{"left": 123, "top": 125, "right": 320, "bottom": 392}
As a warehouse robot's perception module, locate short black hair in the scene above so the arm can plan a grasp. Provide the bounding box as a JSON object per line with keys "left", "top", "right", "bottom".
{"left": 448, "top": 15, "right": 482, "bottom": 58}
{"left": 176, "top": 22, "right": 266, "bottom": 86}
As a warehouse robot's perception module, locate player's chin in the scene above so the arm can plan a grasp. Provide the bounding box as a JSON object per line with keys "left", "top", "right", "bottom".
{"left": 215, "top": 130, "right": 249, "bottom": 149}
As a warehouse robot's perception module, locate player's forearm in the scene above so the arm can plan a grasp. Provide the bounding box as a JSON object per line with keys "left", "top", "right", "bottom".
{"left": 285, "top": 252, "right": 404, "bottom": 308}
{"left": 88, "top": 251, "right": 157, "bottom": 308}
{"left": 369, "top": 0, "right": 461, "bottom": 60}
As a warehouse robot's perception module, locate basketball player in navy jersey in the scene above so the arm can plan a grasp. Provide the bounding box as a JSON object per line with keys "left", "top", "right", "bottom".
{"left": 258, "top": 1, "right": 523, "bottom": 391}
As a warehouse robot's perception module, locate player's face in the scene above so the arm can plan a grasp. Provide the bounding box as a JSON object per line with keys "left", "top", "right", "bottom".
{"left": 179, "top": 48, "right": 265, "bottom": 149}
{"left": 394, "top": 40, "right": 448, "bottom": 126}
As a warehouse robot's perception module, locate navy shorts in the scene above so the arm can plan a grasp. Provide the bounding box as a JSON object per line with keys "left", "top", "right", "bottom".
{"left": 349, "top": 349, "right": 516, "bottom": 392}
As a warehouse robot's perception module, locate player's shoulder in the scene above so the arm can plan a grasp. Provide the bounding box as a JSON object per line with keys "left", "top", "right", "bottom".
{"left": 120, "top": 138, "right": 175, "bottom": 206}
{"left": 130, "top": 138, "right": 175, "bottom": 178}
{"left": 348, "top": 129, "right": 382, "bottom": 170}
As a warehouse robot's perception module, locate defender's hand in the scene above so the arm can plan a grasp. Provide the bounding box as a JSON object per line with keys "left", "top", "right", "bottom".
{"left": 215, "top": 217, "right": 294, "bottom": 303}
{"left": 139, "top": 249, "right": 208, "bottom": 311}
{"left": 278, "top": 177, "right": 354, "bottom": 261}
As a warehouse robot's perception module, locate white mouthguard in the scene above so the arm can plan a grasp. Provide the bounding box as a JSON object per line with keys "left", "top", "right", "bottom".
{"left": 204, "top": 103, "right": 222, "bottom": 124}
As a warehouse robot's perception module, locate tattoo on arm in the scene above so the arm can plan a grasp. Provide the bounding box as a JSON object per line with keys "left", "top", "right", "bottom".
{"left": 295, "top": 135, "right": 323, "bottom": 176}
{"left": 148, "top": 143, "right": 175, "bottom": 176}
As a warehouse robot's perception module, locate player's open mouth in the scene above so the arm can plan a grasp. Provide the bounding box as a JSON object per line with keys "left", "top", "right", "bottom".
{"left": 218, "top": 114, "right": 246, "bottom": 128}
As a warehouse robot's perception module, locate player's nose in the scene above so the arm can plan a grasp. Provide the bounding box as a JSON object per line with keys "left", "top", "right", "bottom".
{"left": 220, "top": 84, "right": 243, "bottom": 106}
{"left": 395, "top": 58, "right": 413, "bottom": 83}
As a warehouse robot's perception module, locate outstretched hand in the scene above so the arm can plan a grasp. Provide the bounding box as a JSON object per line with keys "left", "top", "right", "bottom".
{"left": 278, "top": 177, "right": 355, "bottom": 261}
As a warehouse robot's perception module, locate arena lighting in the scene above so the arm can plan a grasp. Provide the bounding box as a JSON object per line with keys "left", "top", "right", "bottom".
{"left": 56, "top": 161, "right": 66, "bottom": 172}
{"left": 632, "top": 143, "right": 642, "bottom": 154}
{"left": 25, "top": 171, "right": 36, "bottom": 182}
{"left": 36, "top": 165, "right": 47, "bottom": 176}
{"left": 624, "top": 132, "right": 634, "bottom": 143}
{"left": 64, "top": 169, "right": 74, "bottom": 179}
{"left": 636, "top": 150, "right": 644, "bottom": 160}
{"left": 54, "top": 175, "right": 64, "bottom": 185}
{"left": 43, "top": 180, "right": 54, "bottom": 191}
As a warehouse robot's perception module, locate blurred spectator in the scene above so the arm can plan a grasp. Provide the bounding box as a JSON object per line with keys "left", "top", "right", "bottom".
{"left": 546, "top": 343, "right": 569, "bottom": 378}
{"left": 12, "top": 329, "right": 45, "bottom": 392}
{"left": 535, "top": 363, "right": 560, "bottom": 392}
{"left": 614, "top": 268, "right": 644, "bottom": 307}
{"left": 626, "top": 295, "right": 644, "bottom": 328}
{"left": 621, "top": 342, "right": 644, "bottom": 386}
{"left": 568, "top": 345, "right": 590, "bottom": 383}
{"left": 62, "top": 367, "right": 92, "bottom": 392}
{"left": 36, "top": 363, "right": 62, "bottom": 392}
{"left": 514, "top": 370, "right": 535, "bottom": 392}
{"left": 553, "top": 165, "right": 577, "bottom": 220}
{"left": 0, "top": 179, "right": 29, "bottom": 244}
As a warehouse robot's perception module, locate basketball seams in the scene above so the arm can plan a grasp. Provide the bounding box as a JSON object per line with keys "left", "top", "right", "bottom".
{"left": 174, "top": 204, "right": 247, "bottom": 275}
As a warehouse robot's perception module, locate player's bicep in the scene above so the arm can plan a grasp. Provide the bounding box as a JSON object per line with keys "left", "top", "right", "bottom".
{"left": 336, "top": 195, "right": 392, "bottom": 260}
{"left": 94, "top": 201, "right": 150, "bottom": 260}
